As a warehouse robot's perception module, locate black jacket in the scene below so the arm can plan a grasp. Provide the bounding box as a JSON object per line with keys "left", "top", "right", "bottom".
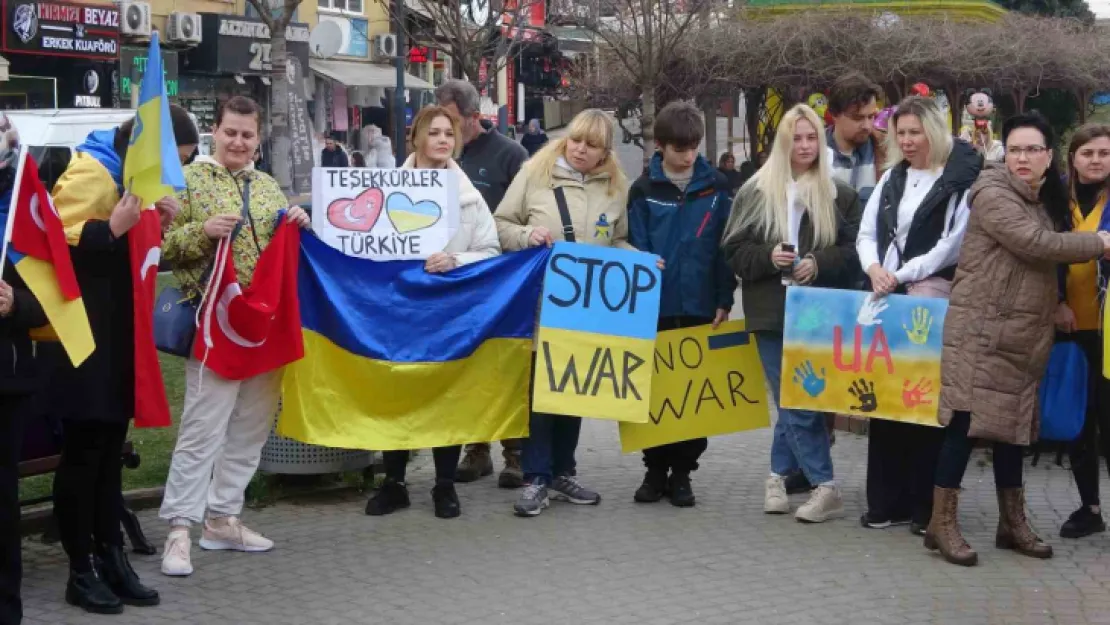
{"left": 459, "top": 121, "right": 528, "bottom": 212}
{"left": 0, "top": 259, "right": 48, "bottom": 395}
{"left": 321, "top": 147, "right": 349, "bottom": 168}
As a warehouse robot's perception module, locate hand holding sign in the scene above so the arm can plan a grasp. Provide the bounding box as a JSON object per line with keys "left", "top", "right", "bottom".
{"left": 903, "top": 306, "right": 933, "bottom": 345}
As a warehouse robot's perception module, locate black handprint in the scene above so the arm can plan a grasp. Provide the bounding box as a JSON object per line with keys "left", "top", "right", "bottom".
{"left": 848, "top": 378, "right": 878, "bottom": 413}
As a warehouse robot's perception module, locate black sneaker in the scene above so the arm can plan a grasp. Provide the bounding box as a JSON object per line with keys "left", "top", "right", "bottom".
{"left": 365, "top": 480, "right": 411, "bottom": 516}
{"left": 1060, "top": 506, "right": 1106, "bottom": 539}
{"left": 431, "top": 483, "right": 461, "bottom": 519}
{"left": 634, "top": 469, "right": 668, "bottom": 503}
{"left": 784, "top": 471, "right": 813, "bottom": 495}
{"left": 860, "top": 511, "right": 911, "bottom": 529}
{"left": 668, "top": 473, "right": 695, "bottom": 508}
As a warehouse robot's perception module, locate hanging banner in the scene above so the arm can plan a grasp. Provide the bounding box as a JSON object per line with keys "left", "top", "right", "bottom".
{"left": 532, "top": 242, "right": 661, "bottom": 423}
{"left": 619, "top": 320, "right": 770, "bottom": 453}
{"left": 781, "top": 286, "right": 945, "bottom": 427}
{"left": 311, "top": 167, "right": 460, "bottom": 260}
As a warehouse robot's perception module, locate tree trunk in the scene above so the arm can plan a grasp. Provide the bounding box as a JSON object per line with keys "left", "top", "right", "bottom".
{"left": 1077, "top": 89, "right": 1090, "bottom": 124}
{"left": 270, "top": 30, "right": 292, "bottom": 196}
{"left": 726, "top": 93, "right": 735, "bottom": 159}
{"left": 703, "top": 97, "right": 718, "bottom": 162}
{"left": 641, "top": 86, "right": 656, "bottom": 171}
{"left": 945, "top": 83, "right": 961, "bottom": 137}
{"left": 746, "top": 87, "right": 761, "bottom": 162}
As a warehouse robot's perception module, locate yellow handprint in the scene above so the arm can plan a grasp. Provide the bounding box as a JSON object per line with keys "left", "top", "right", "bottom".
{"left": 903, "top": 306, "right": 933, "bottom": 345}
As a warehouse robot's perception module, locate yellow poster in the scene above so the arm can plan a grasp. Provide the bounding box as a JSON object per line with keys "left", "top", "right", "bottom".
{"left": 619, "top": 320, "right": 770, "bottom": 452}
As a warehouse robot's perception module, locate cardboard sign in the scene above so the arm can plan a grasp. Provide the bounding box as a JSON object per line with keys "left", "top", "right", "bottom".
{"left": 311, "top": 167, "right": 460, "bottom": 260}
{"left": 781, "top": 286, "right": 946, "bottom": 426}
{"left": 619, "top": 320, "right": 770, "bottom": 453}
{"left": 533, "top": 242, "right": 661, "bottom": 423}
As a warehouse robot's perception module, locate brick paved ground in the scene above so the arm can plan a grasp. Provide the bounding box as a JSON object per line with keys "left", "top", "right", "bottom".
{"left": 18, "top": 420, "right": 1110, "bottom": 625}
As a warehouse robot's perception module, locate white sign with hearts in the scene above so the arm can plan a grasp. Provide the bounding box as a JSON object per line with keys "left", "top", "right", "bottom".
{"left": 311, "top": 167, "right": 460, "bottom": 261}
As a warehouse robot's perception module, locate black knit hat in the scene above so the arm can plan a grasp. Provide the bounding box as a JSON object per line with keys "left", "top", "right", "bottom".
{"left": 169, "top": 103, "right": 200, "bottom": 146}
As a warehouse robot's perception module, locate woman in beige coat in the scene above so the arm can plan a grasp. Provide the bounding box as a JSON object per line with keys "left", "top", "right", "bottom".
{"left": 926, "top": 112, "right": 1110, "bottom": 567}
{"left": 494, "top": 108, "right": 633, "bottom": 518}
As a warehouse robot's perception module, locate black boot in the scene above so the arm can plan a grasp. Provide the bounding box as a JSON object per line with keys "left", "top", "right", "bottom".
{"left": 668, "top": 472, "right": 696, "bottom": 508}
{"left": 65, "top": 557, "right": 123, "bottom": 615}
{"left": 432, "top": 483, "right": 461, "bottom": 519}
{"left": 96, "top": 543, "right": 159, "bottom": 607}
{"left": 365, "top": 479, "right": 411, "bottom": 516}
{"left": 784, "top": 470, "right": 812, "bottom": 495}
{"left": 634, "top": 469, "right": 668, "bottom": 503}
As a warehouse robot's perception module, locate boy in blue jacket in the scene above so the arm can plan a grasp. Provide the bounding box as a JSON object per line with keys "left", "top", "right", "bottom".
{"left": 628, "top": 101, "right": 735, "bottom": 507}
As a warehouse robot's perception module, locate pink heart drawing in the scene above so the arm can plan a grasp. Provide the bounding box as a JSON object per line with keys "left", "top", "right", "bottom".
{"left": 327, "top": 187, "right": 384, "bottom": 232}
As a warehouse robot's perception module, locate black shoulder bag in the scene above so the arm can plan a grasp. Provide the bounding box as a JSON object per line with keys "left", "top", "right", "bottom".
{"left": 553, "top": 187, "right": 576, "bottom": 243}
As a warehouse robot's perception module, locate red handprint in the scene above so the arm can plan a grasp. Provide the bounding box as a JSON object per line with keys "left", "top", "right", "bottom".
{"left": 327, "top": 187, "right": 384, "bottom": 232}
{"left": 902, "top": 378, "right": 933, "bottom": 409}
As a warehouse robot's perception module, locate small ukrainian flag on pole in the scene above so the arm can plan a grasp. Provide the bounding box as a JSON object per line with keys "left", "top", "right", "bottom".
{"left": 123, "top": 31, "right": 186, "bottom": 206}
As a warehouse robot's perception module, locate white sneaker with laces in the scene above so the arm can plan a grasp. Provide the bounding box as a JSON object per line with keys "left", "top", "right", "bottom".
{"left": 795, "top": 484, "right": 845, "bottom": 523}
{"left": 161, "top": 528, "right": 194, "bottom": 577}
{"left": 199, "top": 517, "right": 274, "bottom": 553}
{"left": 764, "top": 475, "right": 790, "bottom": 514}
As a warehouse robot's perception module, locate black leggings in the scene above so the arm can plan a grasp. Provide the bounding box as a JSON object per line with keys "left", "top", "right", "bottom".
{"left": 53, "top": 420, "right": 128, "bottom": 571}
{"left": 0, "top": 401, "right": 25, "bottom": 625}
{"left": 383, "top": 446, "right": 462, "bottom": 486}
{"left": 1068, "top": 331, "right": 1110, "bottom": 508}
{"left": 935, "top": 411, "right": 1023, "bottom": 490}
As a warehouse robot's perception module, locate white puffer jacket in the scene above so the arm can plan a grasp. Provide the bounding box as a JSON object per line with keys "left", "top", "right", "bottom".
{"left": 401, "top": 154, "right": 501, "bottom": 266}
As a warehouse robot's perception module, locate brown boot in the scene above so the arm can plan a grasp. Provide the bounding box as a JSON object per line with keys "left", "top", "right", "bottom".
{"left": 923, "top": 486, "right": 978, "bottom": 566}
{"left": 995, "top": 487, "right": 1053, "bottom": 559}
{"left": 455, "top": 444, "right": 493, "bottom": 483}
{"left": 498, "top": 441, "right": 524, "bottom": 489}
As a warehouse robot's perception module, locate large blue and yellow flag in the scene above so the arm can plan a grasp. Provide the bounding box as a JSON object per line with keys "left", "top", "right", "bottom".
{"left": 278, "top": 236, "right": 550, "bottom": 451}
{"left": 123, "top": 31, "right": 185, "bottom": 206}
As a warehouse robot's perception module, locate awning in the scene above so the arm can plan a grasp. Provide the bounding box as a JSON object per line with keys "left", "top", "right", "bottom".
{"left": 0, "top": 56, "right": 8, "bottom": 82}
{"left": 310, "top": 58, "right": 434, "bottom": 90}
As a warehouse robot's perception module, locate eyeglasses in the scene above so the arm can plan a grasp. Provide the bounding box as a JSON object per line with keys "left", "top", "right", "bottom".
{"left": 1006, "top": 146, "right": 1048, "bottom": 157}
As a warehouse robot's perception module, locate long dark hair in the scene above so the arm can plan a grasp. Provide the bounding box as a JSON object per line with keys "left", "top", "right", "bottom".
{"left": 1002, "top": 112, "right": 1070, "bottom": 233}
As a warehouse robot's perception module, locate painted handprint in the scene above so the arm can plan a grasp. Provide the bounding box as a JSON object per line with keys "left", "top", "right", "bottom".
{"left": 795, "top": 305, "right": 825, "bottom": 333}
{"left": 903, "top": 306, "right": 934, "bottom": 345}
{"left": 902, "top": 378, "right": 934, "bottom": 409}
{"left": 792, "top": 360, "right": 827, "bottom": 398}
{"left": 856, "top": 295, "right": 889, "bottom": 327}
{"left": 848, "top": 378, "right": 878, "bottom": 412}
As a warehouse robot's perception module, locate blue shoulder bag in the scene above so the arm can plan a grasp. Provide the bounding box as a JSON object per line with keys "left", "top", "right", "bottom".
{"left": 1038, "top": 340, "right": 1088, "bottom": 442}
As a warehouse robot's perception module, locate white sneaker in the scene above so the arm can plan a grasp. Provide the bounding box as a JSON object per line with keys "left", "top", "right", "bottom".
{"left": 199, "top": 517, "right": 274, "bottom": 553}
{"left": 161, "top": 528, "right": 194, "bottom": 577}
{"left": 795, "top": 484, "right": 845, "bottom": 523}
{"left": 764, "top": 475, "right": 790, "bottom": 514}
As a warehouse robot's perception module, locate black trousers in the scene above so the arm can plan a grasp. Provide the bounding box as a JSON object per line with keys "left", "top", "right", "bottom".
{"left": 52, "top": 420, "right": 127, "bottom": 571}
{"left": 640, "top": 316, "right": 714, "bottom": 475}
{"left": 383, "top": 446, "right": 462, "bottom": 486}
{"left": 1067, "top": 331, "right": 1110, "bottom": 508}
{"left": 935, "top": 411, "right": 1023, "bottom": 490}
{"left": 0, "top": 400, "right": 26, "bottom": 625}
{"left": 865, "top": 419, "right": 945, "bottom": 524}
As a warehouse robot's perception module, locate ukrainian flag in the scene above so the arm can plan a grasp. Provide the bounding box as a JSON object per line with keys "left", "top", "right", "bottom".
{"left": 123, "top": 32, "right": 185, "bottom": 206}
{"left": 278, "top": 236, "right": 550, "bottom": 451}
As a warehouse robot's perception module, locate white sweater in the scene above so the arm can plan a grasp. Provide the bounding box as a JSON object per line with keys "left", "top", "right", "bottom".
{"left": 401, "top": 155, "right": 501, "bottom": 266}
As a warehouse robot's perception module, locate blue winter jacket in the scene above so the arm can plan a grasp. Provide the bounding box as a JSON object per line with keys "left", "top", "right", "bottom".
{"left": 628, "top": 153, "right": 736, "bottom": 320}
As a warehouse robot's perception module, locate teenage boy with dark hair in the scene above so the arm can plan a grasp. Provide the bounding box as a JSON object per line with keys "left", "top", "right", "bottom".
{"left": 627, "top": 101, "right": 735, "bottom": 507}
{"left": 826, "top": 72, "right": 886, "bottom": 206}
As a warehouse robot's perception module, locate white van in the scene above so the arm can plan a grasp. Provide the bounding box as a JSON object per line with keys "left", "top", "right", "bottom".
{"left": 5, "top": 109, "right": 136, "bottom": 190}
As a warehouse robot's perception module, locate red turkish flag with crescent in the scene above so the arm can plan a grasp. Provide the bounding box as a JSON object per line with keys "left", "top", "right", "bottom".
{"left": 129, "top": 209, "right": 171, "bottom": 428}
{"left": 11, "top": 153, "right": 80, "bottom": 299}
{"left": 194, "top": 219, "right": 303, "bottom": 381}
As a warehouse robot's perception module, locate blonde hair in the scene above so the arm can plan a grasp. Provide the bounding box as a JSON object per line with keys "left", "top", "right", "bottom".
{"left": 408, "top": 105, "right": 462, "bottom": 159}
{"left": 734, "top": 104, "right": 838, "bottom": 249}
{"left": 884, "top": 96, "right": 953, "bottom": 170}
{"left": 524, "top": 109, "right": 627, "bottom": 196}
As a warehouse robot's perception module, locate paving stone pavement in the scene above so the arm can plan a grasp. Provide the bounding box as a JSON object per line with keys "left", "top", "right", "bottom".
{"left": 17, "top": 420, "right": 1110, "bottom": 625}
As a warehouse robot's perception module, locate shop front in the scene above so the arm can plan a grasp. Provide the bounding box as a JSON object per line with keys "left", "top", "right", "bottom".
{"left": 0, "top": 0, "right": 119, "bottom": 109}
{"left": 117, "top": 45, "right": 178, "bottom": 109}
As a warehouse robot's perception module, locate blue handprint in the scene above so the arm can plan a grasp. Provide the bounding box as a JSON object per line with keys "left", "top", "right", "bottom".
{"left": 792, "top": 360, "right": 827, "bottom": 398}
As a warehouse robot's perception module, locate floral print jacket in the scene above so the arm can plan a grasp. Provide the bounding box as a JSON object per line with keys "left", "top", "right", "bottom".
{"left": 164, "top": 156, "right": 288, "bottom": 301}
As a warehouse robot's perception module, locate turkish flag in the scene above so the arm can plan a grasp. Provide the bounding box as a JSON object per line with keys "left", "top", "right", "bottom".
{"left": 129, "top": 209, "right": 171, "bottom": 428}
{"left": 194, "top": 219, "right": 303, "bottom": 381}
{"left": 11, "top": 153, "right": 80, "bottom": 299}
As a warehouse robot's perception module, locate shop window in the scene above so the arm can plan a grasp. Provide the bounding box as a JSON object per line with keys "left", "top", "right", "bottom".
{"left": 29, "top": 146, "right": 72, "bottom": 192}
{"left": 319, "top": 0, "right": 362, "bottom": 14}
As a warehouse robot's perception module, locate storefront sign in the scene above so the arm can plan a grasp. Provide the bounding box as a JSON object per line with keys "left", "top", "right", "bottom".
{"left": 187, "top": 13, "right": 309, "bottom": 76}
{"left": 74, "top": 67, "right": 100, "bottom": 106}
{"left": 120, "top": 45, "right": 178, "bottom": 103}
{"left": 2, "top": 0, "right": 120, "bottom": 60}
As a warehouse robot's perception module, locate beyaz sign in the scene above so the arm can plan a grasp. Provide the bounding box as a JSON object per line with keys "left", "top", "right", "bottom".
{"left": 2, "top": 0, "right": 120, "bottom": 60}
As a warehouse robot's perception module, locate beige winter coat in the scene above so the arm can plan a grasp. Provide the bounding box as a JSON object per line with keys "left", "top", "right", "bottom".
{"left": 494, "top": 160, "right": 633, "bottom": 251}
{"left": 939, "top": 166, "right": 1104, "bottom": 446}
{"left": 400, "top": 155, "right": 500, "bottom": 266}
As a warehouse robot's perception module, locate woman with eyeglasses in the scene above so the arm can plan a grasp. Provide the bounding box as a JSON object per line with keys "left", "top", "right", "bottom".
{"left": 925, "top": 112, "right": 1110, "bottom": 567}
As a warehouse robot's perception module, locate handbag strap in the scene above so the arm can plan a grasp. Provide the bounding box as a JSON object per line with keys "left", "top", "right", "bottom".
{"left": 553, "top": 186, "right": 576, "bottom": 243}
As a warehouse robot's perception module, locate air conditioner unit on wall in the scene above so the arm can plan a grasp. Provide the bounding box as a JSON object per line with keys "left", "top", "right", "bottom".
{"left": 118, "top": 1, "right": 152, "bottom": 38}
{"left": 373, "top": 34, "right": 397, "bottom": 61}
{"left": 166, "top": 12, "right": 202, "bottom": 45}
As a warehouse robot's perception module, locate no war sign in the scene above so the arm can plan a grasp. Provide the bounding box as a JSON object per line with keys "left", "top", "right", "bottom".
{"left": 533, "top": 242, "right": 662, "bottom": 423}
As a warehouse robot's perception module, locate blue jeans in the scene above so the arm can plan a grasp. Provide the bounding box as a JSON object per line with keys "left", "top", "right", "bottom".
{"left": 521, "top": 411, "right": 581, "bottom": 486}
{"left": 755, "top": 332, "right": 835, "bottom": 485}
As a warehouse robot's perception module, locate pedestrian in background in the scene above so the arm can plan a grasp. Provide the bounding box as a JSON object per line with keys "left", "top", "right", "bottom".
{"left": 521, "top": 119, "right": 549, "bottom": 156}
{"left": 721, "top": 103, "right": 861, "bottom": 524}
{"left": 628, "top": 101, "right": 734, "bottom": 507}
{"left": 926, "top": 112, "right": 1110, "bottom": 567}
{"left": 718, "top": 152, "right": 746, "bottom": 195}
{"left": 350, "top": 151, "right": 367, "bottom": 168}
{"left": 321, "top": 136, "right": 349, "bottom": 168}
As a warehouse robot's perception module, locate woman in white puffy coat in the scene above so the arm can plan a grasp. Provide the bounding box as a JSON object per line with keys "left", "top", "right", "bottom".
{"left": 362, "top": 124, "right": 396, "bottom": 168}
{"left": 364, "top": 105, "right": 500, "bottom": 520}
